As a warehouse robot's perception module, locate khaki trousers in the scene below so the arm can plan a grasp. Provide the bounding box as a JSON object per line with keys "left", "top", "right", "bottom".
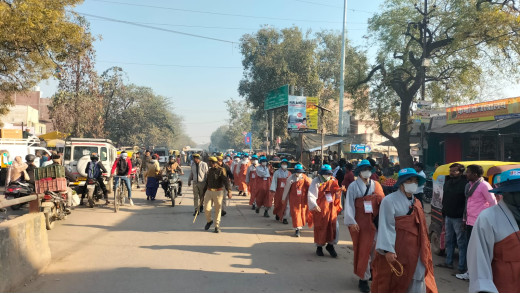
{"left": 204, "top": 190, "right": 224, "bottom": 228}
{"left": 193, "top": 182, "right": 206, "bottom": 209}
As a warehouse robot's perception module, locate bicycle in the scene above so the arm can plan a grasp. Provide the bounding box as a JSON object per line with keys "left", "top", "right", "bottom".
{"left": 113, "top": 176, "right": 129, "bottom": 213}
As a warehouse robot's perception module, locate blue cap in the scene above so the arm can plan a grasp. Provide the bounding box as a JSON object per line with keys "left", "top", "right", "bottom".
{"left": 281, "top": 159, "right": 289, "bottom": 163}
{"left": 294, "top": 164, "right": 305, "bottom": 173}
{"left": 489, "top": 168, "right": 520, "bottom": 193}
{"left": 354, "top": 159, "right": 375, "bottom": 176}
{"left": 260, "top": 156, "right": 268, "bottom": 162}
{"left": 251, "top": 155, "right": 258, "bottom": 160}
{"left": 394, "top": 168, "right": 426, "bottom": 188}
{"left": 319, "top": 164, "right": 333, "bottom": 175}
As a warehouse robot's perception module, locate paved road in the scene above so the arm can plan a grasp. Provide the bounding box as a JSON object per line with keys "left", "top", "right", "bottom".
{"left": 17, "top": 168, "right": 468, "bottom": 292}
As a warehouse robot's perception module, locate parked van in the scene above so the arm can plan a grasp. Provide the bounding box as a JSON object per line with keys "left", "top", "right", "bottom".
{"left": 63, "top": 138, "right": 117, "bottom": 177}
{"left": 153, "top": 147, "right": 169, "bottom": 165}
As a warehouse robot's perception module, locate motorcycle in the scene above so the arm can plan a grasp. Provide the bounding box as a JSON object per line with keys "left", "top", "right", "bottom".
{"left": 41, "top": 190, "right": 70, "bottom": 230}
{"left": 85, "top": 176, "right": 107, "bottom": 208}
{"left": 162, "top": 173, "right": 179, "bottom": 207}
{"left": 5, "top": 181, "right": 33, "bottom": 210}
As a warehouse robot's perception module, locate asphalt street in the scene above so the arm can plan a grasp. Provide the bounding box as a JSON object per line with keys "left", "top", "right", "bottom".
{"left": 15, "top": 167, "right": 469, "bottom": 292}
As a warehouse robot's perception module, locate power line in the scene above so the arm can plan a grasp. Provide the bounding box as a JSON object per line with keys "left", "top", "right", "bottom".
{"left": 88, "top": 0, "right": 368, "bottom": 24}
{"left": 77, "top": 12, "right": 236, "bottom": 44}
{"left": 97, "top": 60, "right": 241, "bottom": 69}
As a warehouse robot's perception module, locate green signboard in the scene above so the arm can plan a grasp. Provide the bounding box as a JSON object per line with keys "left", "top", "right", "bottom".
{"left": 264, "top": 84, "right": 289, "bottom": 110}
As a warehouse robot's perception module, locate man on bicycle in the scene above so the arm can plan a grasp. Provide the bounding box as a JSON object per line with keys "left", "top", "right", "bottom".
{"left": 161, "top": 155, "right": 183, "bottom": 197}
{"left": 111, "top": 151, "right": 133, "bottom": 206}
{"left": 83, "top": 153, "right": 108, "bottom": 205}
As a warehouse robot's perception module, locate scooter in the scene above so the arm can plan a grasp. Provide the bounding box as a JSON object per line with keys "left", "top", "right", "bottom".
{"left": 163, "top": 173, "right": 179, "bottom": 207}
{"left": 41, "top": 190, "right": 69, "bottom": 230}
{"left": 5, "top": 181, "right": 33, "bottom": 210}
{"left": 85, "top": 176, "right": 107, "bottom": 208}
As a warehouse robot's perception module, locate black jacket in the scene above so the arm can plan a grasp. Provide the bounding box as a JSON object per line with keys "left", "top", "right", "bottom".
{"left": 442, "top": 175, "right": 468, "bottom": 218}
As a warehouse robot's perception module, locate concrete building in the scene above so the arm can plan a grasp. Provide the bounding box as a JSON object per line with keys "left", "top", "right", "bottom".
{"left": 0, "top": 90, "right": 53, "bottom": 133}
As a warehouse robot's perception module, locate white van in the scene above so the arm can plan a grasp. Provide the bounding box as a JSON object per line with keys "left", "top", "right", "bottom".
{"left": 63, "top": 138, "right": 117, "bottom": 178}
{"left": 0, "top": 136, "right": 51, "bottom": 168}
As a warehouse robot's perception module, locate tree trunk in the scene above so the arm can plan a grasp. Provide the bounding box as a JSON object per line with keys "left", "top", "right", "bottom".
{"left": 397, "top": 93, "right": 414, "bottom": 168}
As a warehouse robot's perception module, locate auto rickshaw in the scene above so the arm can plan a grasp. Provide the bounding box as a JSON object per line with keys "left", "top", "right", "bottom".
{"left": 429, "top": 161, "right": 520, "bottom": 255}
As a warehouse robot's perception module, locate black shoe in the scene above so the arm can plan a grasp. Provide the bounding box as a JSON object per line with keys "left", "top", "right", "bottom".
{"left": 105, "top": 200, "right": 110, "bottom": 205}
{"left": 204, "top": 221, "right": 213, "bottom": 231}
{"left": 221, "top": 210, "right": 227, "bottom": 216}
{"left": 255, "top": 208, "right": 260, "bottom": 214}
{"left": 177, "top": 192, "right": 182, "bottom": 196}
{"left": 238, "top": 191, "right": 243, "bottom": 196}
{"left": 79, "top": 201, "right": 84, "bottom": 206}
{"left": 325, "top": 244, "right": 338, "bottom": 258}
{"left": 200, "top": 206, "right": 204, "bottom": 213}
{"left": 295, "top": 229, "right": 301, "bottom": 237}
{"left": 214, "top": 227, "right": 220, "bottom": 233}
{"left": 193, "top": 209, "right": 198, "bottom": 216}
{"left": 263, "top": 210, "right": 270, "bottom": 217}
{"left": 147, "top": 196, "right": 150, "bottom": 200}
{"left": 358, "top": 280, "right": 370, "bottom": 293}
{"left": 275, "top": 215, "right": 280, "bottom": 221}
{"left": 439, "top": 249, "right": 446, "bottom": 257}
{"left": 252, "top": 204, "right": 256, "bottom": 210}
{"left": 137, "top": 185, "right": 140, "bottom": 189}
{"left": 316, "top": 246, "right": 324, "bottom": 256}
{"left": 283, "top": 219, "right": 288, "bottom": 224}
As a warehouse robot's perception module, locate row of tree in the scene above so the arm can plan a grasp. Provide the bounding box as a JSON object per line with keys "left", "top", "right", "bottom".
{"left": 0, "top": 1, "right": 194, "bottom": 149}
{"left": 213, "top": 0, "right": 520, "bottom": 167}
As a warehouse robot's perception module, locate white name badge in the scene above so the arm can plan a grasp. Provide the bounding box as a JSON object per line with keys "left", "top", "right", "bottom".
{"left": 252, "top": 174, "right": 256, "bottom": 178}
{"left": 326, "top": 193, "right": 333, "bottom": 203}
{"left": 264, "top": 177, "right": 268, "bottom": 181}
{"left": 364, "top": 201, "right": 373, "bottom": 213}
{"left": 280, "top": 182, "right": 285, "bottom": 188}
{"left": 297, "top": 189, "right": 302, "bottom": 195}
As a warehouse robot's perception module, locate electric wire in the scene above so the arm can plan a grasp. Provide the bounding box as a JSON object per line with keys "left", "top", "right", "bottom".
{"left": 97, "top": 60, "right": 241, "bottom": 69}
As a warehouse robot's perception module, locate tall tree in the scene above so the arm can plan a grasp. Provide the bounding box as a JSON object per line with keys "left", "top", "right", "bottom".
{"left": 210, "top": 125, "right": 231, "bottom": 151}
{"left": 0, "top": 0, "right": 92, "bottom": 116}
{"left": 349, "top": 0, "right": 520, "bottom": 167}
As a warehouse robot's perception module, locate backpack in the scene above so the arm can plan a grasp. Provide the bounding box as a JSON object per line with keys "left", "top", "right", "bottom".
{"left": 116, "top": 158, "right": 129, "bottom": 175}
{"left": 88, "top": 161, "right": 101, "bottom": 179}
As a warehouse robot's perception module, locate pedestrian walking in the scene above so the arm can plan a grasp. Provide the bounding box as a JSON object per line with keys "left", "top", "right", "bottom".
{"left": 341, "top": 162, "right": 355, "bottom": 208}
{"left": 413, "top": 162, "right": 427, "bottom": 208}
{"left": 188, "top": 153, "right": 208, "bottom": 216}
{"left": 436, "top": 163, "right": 468, "bottom": 274}
{"left": 231, "top": 154, "right": 241, "bottom": 190}
{"left": 236, "top": 154, "right": 250, "bottom": 196}
{"left": 282, "top": 164, "right": 312, "bottom": 236}
{"left": 308, "top": 164, "right": 342, "bottom": 257}
{"left": 131, "top": 152, "right": 142, "bottom": 188}
{"left": 456, "top": 164, "right": 497, "bottom": 281}
{"left": 246, "top": 155, "right": 259, "bottom": 209}
{"left": 145, "top": 155, "right": 161, "bottom": 201}
{"left": 467, "top": 168, "right": 520, "bottom": 293}
{"left": 217, "top": 155, "right": 233, "bottom": 216}
{"left": 203, "top": 156, "right": 232, "bottom": 233}
{"left": 372, "top": 168, "right": 437, "bottom": 293}
{"left": 252, "top": 156, "right": 272, "bottom": 217}
{"left": 141, "top": 150, "right": 152, "bottom": 189}
{"left": 344, "top": 159, "right": 384, "bottom": 293}
{"left": 271, "top": 159, "right": 291, "bottom": 221}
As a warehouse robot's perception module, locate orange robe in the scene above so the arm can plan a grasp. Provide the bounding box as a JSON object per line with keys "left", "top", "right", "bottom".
{"left": 311, "top": 178, "right": 341, "bottom": 245}
{"left": 237, "top": 162, "right": 249, "bottom": 193}
{"left": 285, "top": 174, "right": 313, "bottom": 228}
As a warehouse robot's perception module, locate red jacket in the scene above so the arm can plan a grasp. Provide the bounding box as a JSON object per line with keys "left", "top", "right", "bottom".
{"left": 111, "top": 157, "right": 133, "bottom": 176}
{"left": 342, "top": 170, "right": 355, "bottom": 190}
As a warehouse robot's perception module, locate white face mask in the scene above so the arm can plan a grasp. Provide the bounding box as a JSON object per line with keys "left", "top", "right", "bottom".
{"left": 252, "top": 160, "right": 258, "bottom": 165}
{"left": 323, "top": 175, "right": 331, "bottom": 181}
{"left": 121, "top": 154, "right": 128, "bottom": 160}
{"left": 235, "top": 158, "right": 240, "bottom": 162}
{"left": 261, "top": 162, "right": 267, "bottom": 167}
{"left": 281, "top": 164, "right": 288, "bottom": 170}
{"left": 360, "top": 170, "right": 372, "bottom": 179}
{"left": 404, "top": 183, "right": 418, "bottom": 194}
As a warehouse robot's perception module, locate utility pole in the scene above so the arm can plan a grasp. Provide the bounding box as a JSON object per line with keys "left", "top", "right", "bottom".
{"left": 338, "top": 0, "right": 348, "bottom": 135}
{"left": 420, "top": 0, "right": 428, "bottom": 101}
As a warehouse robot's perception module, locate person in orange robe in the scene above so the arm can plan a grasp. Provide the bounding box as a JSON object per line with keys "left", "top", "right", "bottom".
{"left": 282, "top": 163, "right": 312, "bottom": 236}
{"left": 344, "top": 159, "right": 384, "bottom": 293}
{"left": 237, "top": 155, "right": 250, "bottom": 197}
{"left": 272, "top": 159, "right": 291, "bottom": 222}
{"left": 253, "top": 156, "right": 272, "bottom": 217}
{"left": 308, "top": 164, "right": 342, "bottom": 257}
{"left": 246, "top": 155, "right": 259, "bottom": 210}
{"left": 372, "top": 168, "right": 437, "bottom": 293}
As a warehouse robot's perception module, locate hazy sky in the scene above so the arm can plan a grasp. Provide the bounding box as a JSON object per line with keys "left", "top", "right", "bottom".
{"left": 38, "top": 0, "right": 385, "bottom": 145}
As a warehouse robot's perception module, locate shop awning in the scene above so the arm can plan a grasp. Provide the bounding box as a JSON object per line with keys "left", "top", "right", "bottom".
{"left": 303, "top": 134, "right": 344, "bottom": 152}
{"left": 428, "top": 118, "right": 520, "bottom": 134}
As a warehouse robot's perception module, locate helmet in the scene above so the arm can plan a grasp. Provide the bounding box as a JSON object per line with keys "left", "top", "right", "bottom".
{"left": 90, "top": 153, "right": 99, "bottom": 161}
{"left": 25, "top": 154, "right": 36, "bottom": 163}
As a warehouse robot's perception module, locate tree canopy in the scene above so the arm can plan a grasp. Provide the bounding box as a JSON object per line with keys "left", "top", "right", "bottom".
{"left": 349, "top": 0, "right": 520, "bottom": 167}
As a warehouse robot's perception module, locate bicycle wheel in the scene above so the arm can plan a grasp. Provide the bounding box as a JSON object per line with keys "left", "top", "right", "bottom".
{"left": 114, "top": 183, "right": 119, "bottom": 213}
{"left": 121, "top": 182, "right": 127, "bottom": 205}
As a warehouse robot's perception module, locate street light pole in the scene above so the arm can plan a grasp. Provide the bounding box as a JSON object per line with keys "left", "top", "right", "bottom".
{"left": 338, "top": 0, "right": 347, "bottom": 135}
{"left": 421, "top": 0, "right": 428, "bottom": 101}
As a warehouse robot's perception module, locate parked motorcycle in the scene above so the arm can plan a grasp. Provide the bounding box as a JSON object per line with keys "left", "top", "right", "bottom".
{"left": 163, "top": 173, "right": 179, "bottom": 207}
{"left": 85, "top": 176, "right": 107, "bottom": 208}
{"left": 5, "top": 181, "right": 33, "bottom": 210}
{"left": 41, "top": 190, "right": 70, "bottom": 230}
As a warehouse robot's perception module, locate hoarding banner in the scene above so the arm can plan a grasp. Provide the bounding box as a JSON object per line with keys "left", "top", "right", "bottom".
{"left": 446, "top": 97, "right": 520, "bottom": 124}
{"left": 350, "top": 144, "right": 371, "bottom": 154}
{"left": 306, "top": 97, "right": 319, "bottom": 131}
{"left": 288, "top": 95, "right": 307, "bottom": 131}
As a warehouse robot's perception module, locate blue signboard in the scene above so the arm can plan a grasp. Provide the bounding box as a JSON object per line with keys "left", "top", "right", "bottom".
{"left": 350, "top": 144, "right": 371, "bottom": 154}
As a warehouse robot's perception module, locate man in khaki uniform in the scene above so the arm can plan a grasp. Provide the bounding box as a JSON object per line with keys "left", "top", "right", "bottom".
{"left": 188, "top": 154, "right": 208, "bottom": 216}
{"left": 204, "top": 157, "right": 232, "bottom": 233}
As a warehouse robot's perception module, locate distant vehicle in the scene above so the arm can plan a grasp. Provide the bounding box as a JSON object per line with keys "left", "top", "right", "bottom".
{"left": 0, "top": 136, "right": 51, "bottom": 168}
{"left": 153, "top": 147, "right": 169, "bottom": 165}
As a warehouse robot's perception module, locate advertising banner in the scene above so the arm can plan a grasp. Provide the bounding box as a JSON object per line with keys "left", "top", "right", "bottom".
{"left": 306, "top": 97, "right": 319, "bottom": 131}
{"left": 446, "top": 97, "right": 520, "bottom": 124}
{"left": 288, "top": 95, "right": 308, "bottom": 131}
{"left": 350, "top": 144, "right": 371, "bottom": 154}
